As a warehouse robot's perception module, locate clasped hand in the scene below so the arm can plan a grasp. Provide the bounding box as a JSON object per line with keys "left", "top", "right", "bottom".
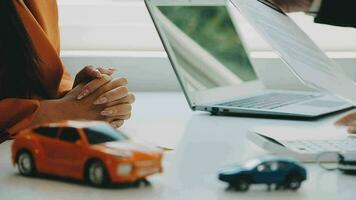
{"left": 69, "top": 66, "right": 135, "bottom": 128}
{"left": 41, "top": 66, "right": 135, "bottom": 128}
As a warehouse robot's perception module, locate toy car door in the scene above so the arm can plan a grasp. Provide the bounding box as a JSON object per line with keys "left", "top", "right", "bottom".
{"left": 276, "top": 161, "right": 291, "bottom": 180}
{"left": 33, "top": 127, "right": 61, "bottom": 173}
{"left": 254, "top": 162, "right": 280, "bottom": 184}
{"left": 54, "top": 127, "right": 86, "bottom": 178}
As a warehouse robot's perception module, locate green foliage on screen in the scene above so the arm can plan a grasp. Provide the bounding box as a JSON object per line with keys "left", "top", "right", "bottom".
{"left": 159, "top": 6, "right": 257, "bottom": 82}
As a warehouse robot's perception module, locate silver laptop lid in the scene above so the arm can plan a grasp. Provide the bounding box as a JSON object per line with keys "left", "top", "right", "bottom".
{"left": 230, "top": 0, "right": 356, "bottom": 104}
{"left": 145, "top": 0, "right": 258, "bottom": 108}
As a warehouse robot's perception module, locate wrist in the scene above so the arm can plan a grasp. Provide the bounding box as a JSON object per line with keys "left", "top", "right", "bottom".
{"left": 31, "top": 99, "right": 65, "bottom": 126}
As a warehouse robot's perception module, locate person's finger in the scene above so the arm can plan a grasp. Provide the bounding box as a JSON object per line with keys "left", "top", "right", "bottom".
{"left": 100, "top": 104, "right": 132, "bottom": 117}
{"left": 335, "top": 112, "right": 356, "bottom": 126}
{"left": 82, "top": 65, "right": 102, "bottom": 78}
{"left": 92, "top": 77, "right": 128, "bottom": 100}
{"left": 110, "top": 120, "right": 124, "bottom": 128}
{"left": 93, "top": 86, "right": 129, "bottom": 105}
{"left": 106, "top": 114, "right": 132, "bottom": 122}
{"left": 118, "top": 114, "right": 131, "bottom": 120}
{"left": 105, "top": 94, "right": 135, "bottom": 107}
{"left": 347, "top": 121, "right": 356, "bottom": 127}
{"left": 77, "top": 75, "right": 112, "bottom": 100}
{"left": 74, "top": 65, "right": 102, "bottom": 86}
{"left": 74, "top": 66, "right": 116, "bottom": 90}
{"left": 97, "top": 67, "right": 116, "bottom": 76}
{"left": 348, "top": 126, "right": 356, "bottom": 134}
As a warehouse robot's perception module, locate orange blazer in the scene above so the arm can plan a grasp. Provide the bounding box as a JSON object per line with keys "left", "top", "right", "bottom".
{"left": 0, "top": 0, "right": 72, "bottom": 142}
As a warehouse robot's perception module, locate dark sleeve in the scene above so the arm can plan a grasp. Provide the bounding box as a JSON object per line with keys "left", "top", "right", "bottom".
{"left": 314, "top": 0, "right": 356, "bottom": 28}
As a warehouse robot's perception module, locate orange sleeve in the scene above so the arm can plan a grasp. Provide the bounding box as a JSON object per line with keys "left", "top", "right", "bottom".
{"left": 58, "top": 66, "right": 74, "bottom": 97}
{"left": 16, "top": 0, "right": 73, "bottom": 98}
{"left": 0, "top": 99, "right": 40, "bottom": 138}
{"left": 0, "top": 0, "right": 73, "bottom": 142}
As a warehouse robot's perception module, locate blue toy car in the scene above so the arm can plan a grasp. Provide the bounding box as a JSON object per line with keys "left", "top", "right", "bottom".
{"left": 218, "top": 156, "right": 307, "bottom": 191}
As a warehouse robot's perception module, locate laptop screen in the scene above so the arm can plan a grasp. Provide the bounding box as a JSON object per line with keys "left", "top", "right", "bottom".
{"left": 150, "top": 4, "right": 257, "bottom": 94}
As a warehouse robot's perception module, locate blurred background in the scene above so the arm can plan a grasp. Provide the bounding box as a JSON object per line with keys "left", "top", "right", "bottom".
{"left": 58, "top": 0, "right": 356, "bottom": 92}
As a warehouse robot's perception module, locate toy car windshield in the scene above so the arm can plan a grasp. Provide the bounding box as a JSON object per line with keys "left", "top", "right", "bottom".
{"left": 83, "top": 124, "right": 129, "bottom": 145}
{"left": 244, "top": 159, "right": 261, "bottom": 169}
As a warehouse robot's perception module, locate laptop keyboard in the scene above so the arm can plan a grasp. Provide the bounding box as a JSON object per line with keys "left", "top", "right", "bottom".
{"left": 284, "top": 138, "right": 356, "bottom": 154}
{"left": 219, "top": 92, "right": 319, "bottom": 110}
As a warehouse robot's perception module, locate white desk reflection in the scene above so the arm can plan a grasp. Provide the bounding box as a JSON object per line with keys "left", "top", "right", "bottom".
{"left": 0, "top": 93, "right": 355, "bottom": 200}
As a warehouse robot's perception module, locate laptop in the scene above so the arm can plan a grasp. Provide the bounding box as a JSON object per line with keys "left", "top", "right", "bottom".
{"left": 145, "top": 0, "right": 352, "bottom": 119}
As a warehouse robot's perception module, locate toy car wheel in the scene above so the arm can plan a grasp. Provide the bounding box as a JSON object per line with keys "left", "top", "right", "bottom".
{"left": 236, "top": 179, "right": 250, "bottom": 192}
{"left": 17, "top": 151, "right": 36, "bottom": 176}
{"left": 287, "top": 178, "right": 301, "bottom": 190}
{"left": 87, "top": 161, "right": 110, "bottom": 187}
{"left": 276, "top": 183, "right": 286, "bottom": 190}
{"left": 134, "top": 179, "right": 151, "bottom": 187}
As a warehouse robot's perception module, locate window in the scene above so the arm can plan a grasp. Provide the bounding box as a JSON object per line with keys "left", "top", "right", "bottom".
{"left": 270, "top": 162, "right": 278, "bottom": 171}
{"left": 83, "top": 125, "right": 128, "bottom": 145}
{"left": 257, "top": 162, "right": 279, "bottom": 172}
{"left": 59, "top": 128, "right": 81, "bottom": 143}
{"left": 58, "top": 0, "right": 161, "bottom": 51}
{"left": 277, "top": 162, "right": 290, "bottom": 170}
{"left": 257, "top": 164, "right": 271, "bottom": 172}
{"left": 34, "top": 127, "right": 59, "bottom": 138}
{"left": 58, "top": 0, "right": 356, "bottom": 52}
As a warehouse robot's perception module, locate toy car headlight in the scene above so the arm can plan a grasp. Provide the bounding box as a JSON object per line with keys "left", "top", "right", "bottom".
{"left": 117, "top": 164, "right": 132, "bottom": 175}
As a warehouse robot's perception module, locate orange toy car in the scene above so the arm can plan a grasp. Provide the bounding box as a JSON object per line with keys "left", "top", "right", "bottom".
{"left": 11, "top": 121, "right": 163, "bottom": 187}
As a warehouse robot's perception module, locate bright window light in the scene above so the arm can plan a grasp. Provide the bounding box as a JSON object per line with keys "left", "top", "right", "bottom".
{"left": 57, "top": 0, "right": 356, "bottom": 52}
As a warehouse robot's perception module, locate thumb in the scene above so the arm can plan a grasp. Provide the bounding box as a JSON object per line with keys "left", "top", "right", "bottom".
{"left": 73, "top": 66, "right": 102, "bottom": 87}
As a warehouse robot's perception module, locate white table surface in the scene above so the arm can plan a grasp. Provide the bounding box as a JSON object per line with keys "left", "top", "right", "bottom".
{"left": 1, "top": 92, "right": 356, "bottom": 200}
